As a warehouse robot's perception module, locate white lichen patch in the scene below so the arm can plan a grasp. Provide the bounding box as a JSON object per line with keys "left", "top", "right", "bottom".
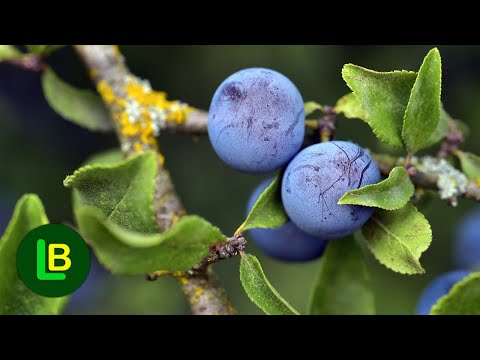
{"left": 416, "top": 156, "right": 468, "bottom": 199}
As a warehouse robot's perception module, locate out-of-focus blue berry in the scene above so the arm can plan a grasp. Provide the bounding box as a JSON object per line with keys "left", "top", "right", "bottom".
{"left": 415, "top": 270, "right": 471, "bottom": 315}
{"left": 454, "top": 206, "right": 480, "bottom": 270}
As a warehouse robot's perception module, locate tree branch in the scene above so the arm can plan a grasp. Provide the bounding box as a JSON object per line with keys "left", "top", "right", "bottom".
{"left": 164, "top": 109, "right": 208, "bottom": 135}
{"left": 178, "top": 268, "right": 236, "bottom": 315}
{"left": 373, "top": 153, "right": 480, "bottom": 203}
{"left": 74, "top": 45, "right": 236, "bottom": 315}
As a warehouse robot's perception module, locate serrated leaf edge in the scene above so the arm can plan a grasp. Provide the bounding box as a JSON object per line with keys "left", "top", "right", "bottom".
{"left": 341, "top": 64, "right": 416, "bottom": 148}
{"left": 77, "top": 206, "right": 226, "bottom": 248}
{"left": 63, "top": 151, "right": 154, "bottom": 187}
{"left": 334, "top": 92, "right": 368, "bottom": 121}
{"left": 401, "top": 48, "right": 442, "bottom": 153}
{"left": 430, "top": 272, "right": 480, "bottom": 315}
{"left": 337, "top": 166, "right": 414, "bottom": 210}
{"left": 362, "top": 204, "right": 432, "bottom": 275}
{"left": 64, "top": 151, "right": 158, "bottom": 231}
{"left": 240, "top": 253, "right": 300, "bottom": 315}
{"left": 237, "top": 174, "right": 287, "bottom": 233}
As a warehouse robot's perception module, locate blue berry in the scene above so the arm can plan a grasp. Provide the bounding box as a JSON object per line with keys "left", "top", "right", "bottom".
{"left": 415, "top": 270, "right": 471, "bottom": 315}
{"left": 208, "top": 68, "right": 305, "bottom": 173}
{"left": 246, "top": 178, "right": 327, "bottom": 262}
{"left": 281, "top": 141, "right": 381, "bottom": 240}
{"left": 454, "top": 206, "right": 480, "bottom": 270}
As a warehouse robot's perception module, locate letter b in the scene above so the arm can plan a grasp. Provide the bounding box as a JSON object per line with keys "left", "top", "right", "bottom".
{"left": 48, "top": 244, "right": 71, "bottom": 271}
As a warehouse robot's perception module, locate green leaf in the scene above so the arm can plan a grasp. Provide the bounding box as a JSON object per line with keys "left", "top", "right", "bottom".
{"left": 76, "top": 207, "right": 225, "bottom": 273}
{"left": 26, "top": 45, "right": 48, "bottom": 53}
{"left": 342, "top": 64, "right": 416, "bottom": 148}
{"left": 338, "top": 166, "right": 414, "bottom": 210}
{"left": 334, "top": 93, "right": 368, "bottom": 122}
{"left": 402, "top": 48, "right": 442, "bottom": 153}
{"left": 0, "top": 45, "right": 22, "bottom": 61}
{"left": 239, "top": 253, "right": 299, "bottom": 315}
{"left": 42, "top": 68, "right": 112, "bottom": 132}
{"left": 236, "top": 175, "right": 288, "bottom": 234}
{"left": 430, "top": 272, "right": 480, "bottom": 315}
{"left": 26, "top": 45, "right": 65, "bottom": 55}
{"left": 308, "top": 236, "right": 374, "bottom": 315}
{"left": 456, "top": 151, "right": 480, "bottom": 182}
{"left": 360, "top": 203, "right": 432, "bottom": 274}
{"left": 83, "top": 148, "right": 124, "bottom": 167}
{"left": 0, "top": 194, "right": 69, "bottom": 314}
{"left": 64, "top": 151, "right": 158, "bottom": 234}
{"left": 304, "top": 101, "right": 323, "bottom": 116}
{"left": 423, "top": 108, "right": 450, "bottom": 148}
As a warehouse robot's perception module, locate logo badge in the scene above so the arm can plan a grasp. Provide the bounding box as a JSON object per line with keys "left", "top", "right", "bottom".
{"left": 17, "top": 224, "right": 90, "bottom": 297}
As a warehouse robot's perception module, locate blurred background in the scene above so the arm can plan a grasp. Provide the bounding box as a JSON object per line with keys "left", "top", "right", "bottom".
{"left": 1, "top": 45, "right": 480, "bottom": 315}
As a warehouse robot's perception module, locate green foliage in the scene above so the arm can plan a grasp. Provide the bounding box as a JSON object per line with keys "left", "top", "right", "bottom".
{"left": 342, "top": 48, "right": 445, "bottom": 152}
{"left": 64, "top": 151, "right": 158, "bottom": 234}
{"left": 334, "top": 93, "right": 368, "bottom": 121}
{"left": 402, "top": 49, "right": 442, "bottom": 153}
{"left": 42, "top": 68, "right": 112, "bottom": 132}
{"left": 76, "top": 207, "right": 225, "bottom": 274}
{"left": 0, "top": 195, "right": 69, "bottom": 314}
{"left": 0, "top": 45, "right": 22, "bottom": 61}
{"left": 26, "top": 45, "right": 65, "bottom": 55}
{"left": 240, "top": 253, "right": 299, "bottom": 315}
{"left": 0, "top": 45, "right": 462, "bottom": 314}
{"left": 424, "top": 108, "right": 450, "bottom": 148}
{"left": 83, "top": 149, "right": 123, "bottom": 166}
{"left": 338, "top": 166, "right": 414, "bottom": 210}
{"left": 430, "top": 272, "right": 480, "bottom": 315}
{"left": 360, "top": 203, "right": 432, "bottom": 274}
{"left": 308, "top": 236, "right": 374, "bottom": 315}
{"left": 66, "top": 150, "right": 225, "bottom": 274}
{"left": 456, "top": 151, "right": 480, "bottom": 182}
{"left": 304, "top": 101, "right": 323, "bottom": 117}
{"left": 342, "top": 65, "right": 416, "bottom": 148}
{"left": 236, "top": 175, "right": 288, "bottom": 233}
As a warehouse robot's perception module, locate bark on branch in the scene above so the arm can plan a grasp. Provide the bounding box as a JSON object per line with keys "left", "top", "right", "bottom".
{"left": 165, "top": 109, "right": 208, "bottom": 135}
{"left": 374, "top": 154, "right": 480, "bottom": 203}
{"left": 74, "top": 45, "right": 235, "bottom": 315}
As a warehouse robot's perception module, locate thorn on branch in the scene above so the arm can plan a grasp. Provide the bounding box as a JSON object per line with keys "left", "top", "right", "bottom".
{"left": 212, "top": 234, "right": 247, "bottom": 259}
{"left": 194, "top": 234, "right": 247, "bottom": 271}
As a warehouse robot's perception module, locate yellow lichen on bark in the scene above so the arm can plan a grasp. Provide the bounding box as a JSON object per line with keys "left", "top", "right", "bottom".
{"left": 96, "top": 76, "right": 192, "bottom": 161}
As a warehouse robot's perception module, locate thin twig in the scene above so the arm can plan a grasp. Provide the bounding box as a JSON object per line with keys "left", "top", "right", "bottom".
{"left": 373, "top": 153, "right": 480, "bottom": 203}
{"left": 194, "top": 234, "right": 247, "bottom": 271}
{"left": 164, "top": 109, "right": 208, "bottom": 135}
